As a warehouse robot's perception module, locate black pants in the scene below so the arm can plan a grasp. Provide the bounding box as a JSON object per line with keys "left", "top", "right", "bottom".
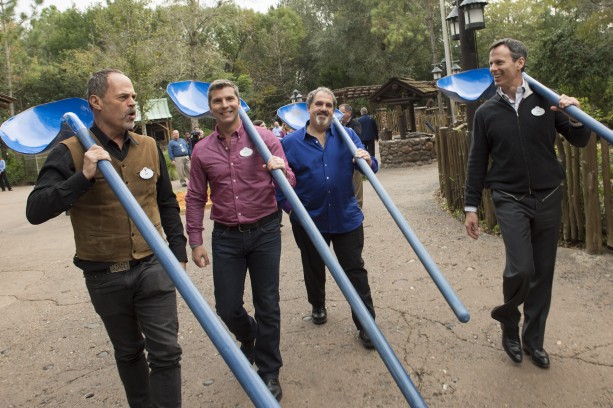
{"left": 211, "top": 216, "right": 283, "bottom": 378}
{"left": 291, "top": 220, "right": 375, "bottom": 330}
{"left": 361, "top": 139, "right": 376, "bottom": 157}
{"left": 84, "top": 256, "right": 182, "bottom": 408}
{"left": 0, "top": 171, "right": 11, "bottom": 190}
{"left": 490, "top": 187, "right": 562, "bottom": 351}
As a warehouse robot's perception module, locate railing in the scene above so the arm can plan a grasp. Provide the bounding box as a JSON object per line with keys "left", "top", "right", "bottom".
{"left": 435, "top": 127, "right": 612, "bottom": 254}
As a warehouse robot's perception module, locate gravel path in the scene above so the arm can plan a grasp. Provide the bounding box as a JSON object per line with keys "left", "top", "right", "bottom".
{"left": 0, "top": 162, "right": 611, "bottom": 407}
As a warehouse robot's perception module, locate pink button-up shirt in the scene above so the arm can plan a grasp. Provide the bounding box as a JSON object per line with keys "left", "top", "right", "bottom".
{"left": 185, "top": 121, "right": 295, "bottom": 247}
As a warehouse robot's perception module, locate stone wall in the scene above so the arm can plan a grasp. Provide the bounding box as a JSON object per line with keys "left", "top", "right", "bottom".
{"left": 379, "top": 135, "right": 436, "bottom": 168}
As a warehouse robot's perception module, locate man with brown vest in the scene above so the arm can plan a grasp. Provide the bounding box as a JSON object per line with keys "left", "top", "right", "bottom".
{"left": 26, "top": 69, "right": 187, "bottom": 407}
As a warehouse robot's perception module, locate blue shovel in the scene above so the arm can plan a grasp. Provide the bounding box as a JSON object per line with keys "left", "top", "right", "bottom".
{"left": 277, "top": 102, "right": 471, "bottom": 323}
{"left": 436, "top": 68, "right": 612, "bottom": 143}
{"left": 167, "top": 80, "right": 430, "bottom": 408}
{"left": 0, "top": 98, "right": 281, "bottom": 408}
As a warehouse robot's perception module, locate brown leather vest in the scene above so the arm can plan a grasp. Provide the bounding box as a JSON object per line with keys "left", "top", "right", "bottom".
{"left": 62, "top": 132, "right": 163, "bottom": 261}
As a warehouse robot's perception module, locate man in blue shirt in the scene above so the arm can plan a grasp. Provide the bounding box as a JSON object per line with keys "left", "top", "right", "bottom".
{"left": 167, "top": 129, "right": 191, "bottom": 187}
{"left": 279, "top": 87, "right": 378, "bottom": 349}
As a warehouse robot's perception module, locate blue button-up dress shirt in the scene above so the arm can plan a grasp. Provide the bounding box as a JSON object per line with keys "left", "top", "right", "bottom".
{"left": 279, "top": 121, "right": 378, "bottom": 234}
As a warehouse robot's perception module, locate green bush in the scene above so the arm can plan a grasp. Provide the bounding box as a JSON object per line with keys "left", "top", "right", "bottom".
{"left": 3, "top": 151, "right": 26, "bottom": 186}
{"left": 163, "top": 150, "right": 178, "bottom": 181}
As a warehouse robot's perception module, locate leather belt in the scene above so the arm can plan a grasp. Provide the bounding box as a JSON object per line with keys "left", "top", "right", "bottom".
{"left": 92, "top": 254, "right": 154, "bottom": 274}
{"left": 214, "top": 212, "right": 279, "bottom": 232}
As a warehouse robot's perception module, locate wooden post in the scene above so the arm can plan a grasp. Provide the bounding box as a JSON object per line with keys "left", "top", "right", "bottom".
{"left": 398, "top": 105, "right": 407, "bottom": 140}
{"left": 572, "top": 146, "right": 585, "bottom": 241}
{"left": 601, "top": 138, "right": 613, "bottom": 249}
{"left": 439, "top": 127, "right": 453, "bottom": 208}
{"left": 581, "top": 135, "right": 602, "bottom": 254}
{"left": 435, "top": 127, "right": 445, "bottom": 194}
{"left": 556, "top": 137, "right": 571, "bottom": 241}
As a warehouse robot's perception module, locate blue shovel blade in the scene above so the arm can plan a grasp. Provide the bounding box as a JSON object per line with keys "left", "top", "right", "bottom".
{"left": 0, "top": 98, "right": 93, "bottom": 155}
{"left": 276, "top": 102, "right": 343, "bottom": 131}
{"left": 437, "top": 68, "right": 496, "bottom": 103}
{"left": 166, "top": 80, "right": 250, "bottom": 118}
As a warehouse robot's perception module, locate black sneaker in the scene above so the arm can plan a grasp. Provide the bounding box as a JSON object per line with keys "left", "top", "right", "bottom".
{"left": 240, "top": 339, "right": 255, "bottom": 365}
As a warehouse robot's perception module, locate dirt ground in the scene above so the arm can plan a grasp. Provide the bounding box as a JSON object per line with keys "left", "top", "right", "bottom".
{"left": 0, "top": 162, "right": 611, "bottom": 408}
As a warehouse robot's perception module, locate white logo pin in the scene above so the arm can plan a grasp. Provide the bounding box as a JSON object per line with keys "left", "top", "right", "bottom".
{"left": 140, "top": 167, "right": 154, "bottom": 179}
{"left": 239, "top": 147, "right": 253, "bottom": 157}
{"left": 531, "top": 106, "right": 545, "bottom": 116}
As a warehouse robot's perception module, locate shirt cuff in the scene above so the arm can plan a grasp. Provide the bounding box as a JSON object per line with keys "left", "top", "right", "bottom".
{"left": 569, "top": 119, "right": 583, "bottom": 127}
{"left": 464, "top": 206, "right": 478, "bottom": 213}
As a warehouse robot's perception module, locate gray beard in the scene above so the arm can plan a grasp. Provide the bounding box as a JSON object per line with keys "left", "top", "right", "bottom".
{"left": 315, "top": 115, "right": 330, "bottom": 127}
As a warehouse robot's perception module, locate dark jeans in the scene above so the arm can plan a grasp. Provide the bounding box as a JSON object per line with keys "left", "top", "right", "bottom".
{"left": 361, "top": 139, "right": 376, "bottom": 157}
{"left": 490, "top": 187, "right": 562, "bottom": 351}
{"left": 211, "top": 216, "right": 282, "bottom": 377}
{"left": 84, "top": 256, "right": 182, "bottom": 408}
{"left": 291, "top": 220, "right": 375, "bottom": 330}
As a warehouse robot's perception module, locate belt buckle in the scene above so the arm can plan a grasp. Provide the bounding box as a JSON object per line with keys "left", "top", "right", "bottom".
{"left": 109, "top": 261, "right": 130, "bottom": 273}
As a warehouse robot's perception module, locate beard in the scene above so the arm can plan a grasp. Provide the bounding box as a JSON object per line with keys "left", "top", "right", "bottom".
{"left": 315, "top": 113, "right": 331, "bottom": 127}
{"left": 123, "top": 109, "right": 136, "bottom": 130}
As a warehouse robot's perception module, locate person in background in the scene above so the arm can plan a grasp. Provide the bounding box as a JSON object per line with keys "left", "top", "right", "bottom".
{"left": 186, "top": 79, "right": 295, "bottom": 402}
{"left": 26, "top": 68, "right": 186, "bottom": 406}
{"left": 168, "top": 129, "right": 191, "bottom": 187}
{"left": 0, "top": 155, "right": 12, "bottom": 191}
{"left": 279, "top": 87, "right": 378, "bottom": 349}
{"left": 271, "top": 121, "right": 283, "bottom": 139}
{"left": 339, "top": 104, "right": 364, "bottom": 208}
{"left": 357, "top": 107, "right": 379, "bottom": 157}
{"left": 464, "top": 38, "right": 591, "bottom": 369}
{"left": 183, "top": 131, "right": 193, "bottom": 156}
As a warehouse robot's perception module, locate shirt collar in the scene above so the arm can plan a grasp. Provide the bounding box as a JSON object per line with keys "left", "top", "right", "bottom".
{"left": 90, "top": 125, "right": 137, "bottom": 148}
{"left": 213, "top": 120, "right": 243, "bottom": 141}
{"left": 497, "top": 78, "right": 533, "bottom": 102}
{"left": 304, "top": 120, "right": 334, "bottom": 140}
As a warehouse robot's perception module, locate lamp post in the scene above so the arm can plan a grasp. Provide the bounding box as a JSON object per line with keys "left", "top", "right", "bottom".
{"left": 290, "top": 89, "right": 303, "bottom": 104}
{"left": 439, "top": 0, "right": 458, "bottom": 124}
{"left": 431, "top": 65, "right": 443, "bottom": 80}
{"left": 448, "top": 0, "right": 487, "bottom": 131}
{"left": 446, "top": 6, "right": 460, "bottom": 41}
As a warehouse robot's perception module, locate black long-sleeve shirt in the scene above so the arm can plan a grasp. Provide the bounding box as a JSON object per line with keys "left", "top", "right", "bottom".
{"left": 26, "top": 125, "right": 188, "bottom": 270}
{"left": 465, "top": 92, "right": 591, "bottom": 208}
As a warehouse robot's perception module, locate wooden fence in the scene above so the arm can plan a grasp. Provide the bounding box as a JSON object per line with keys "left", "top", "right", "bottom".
{"left": 373, "top": 105, "right": 466, "bottom": 137}
{"left": 436, "top": 127, "right": 612, "bottom": 254}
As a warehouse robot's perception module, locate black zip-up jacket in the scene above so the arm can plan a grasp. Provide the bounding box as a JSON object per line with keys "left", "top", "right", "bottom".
{"left": 465, "top": 91, "right": 591, "bottom": 208}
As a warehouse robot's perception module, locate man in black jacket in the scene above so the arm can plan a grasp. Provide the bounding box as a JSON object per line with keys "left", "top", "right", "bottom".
{"left": 464, "top": 38, "right": 590, "bottom": 369}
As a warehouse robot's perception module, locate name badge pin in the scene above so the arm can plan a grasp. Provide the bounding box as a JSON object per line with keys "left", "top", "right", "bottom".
{"left": 140, "top": 167, "right": 154, "bottom": 179}
{"left": 239, "top": 147, "right": 253, "bottom": 157}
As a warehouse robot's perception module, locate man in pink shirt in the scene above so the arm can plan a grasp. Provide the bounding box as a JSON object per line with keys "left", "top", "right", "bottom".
{"left": 185, "top": 79, "right": 294, "bottom": 402}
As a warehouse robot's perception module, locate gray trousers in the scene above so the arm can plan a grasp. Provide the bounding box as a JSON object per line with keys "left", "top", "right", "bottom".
{"left": 490, "top": 187, "right": 562, "bottom": 351}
